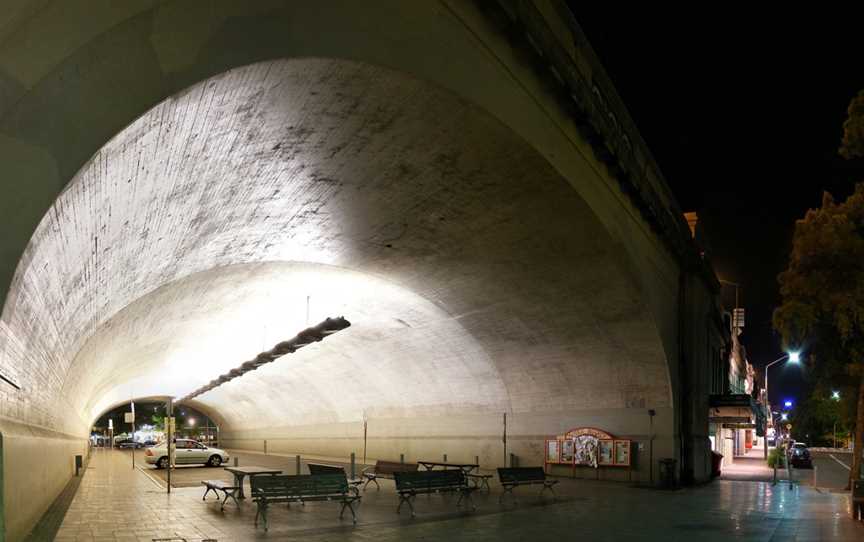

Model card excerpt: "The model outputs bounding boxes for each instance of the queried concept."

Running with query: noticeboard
[544,427,631,470]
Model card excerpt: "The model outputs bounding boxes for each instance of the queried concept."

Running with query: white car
[143,439,229,469]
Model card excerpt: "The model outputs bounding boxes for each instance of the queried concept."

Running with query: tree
[840,90,864,159]
[774,180,864,487]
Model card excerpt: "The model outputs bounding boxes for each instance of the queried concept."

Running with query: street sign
[124,412,134,423]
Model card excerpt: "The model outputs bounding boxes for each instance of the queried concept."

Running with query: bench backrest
[497,467,547,483]
[251,473,348,499]
[307,463,346,476]
[394,469,465,492]
[375,460,418,475]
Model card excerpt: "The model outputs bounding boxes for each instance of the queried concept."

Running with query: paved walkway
[52,448,864,541]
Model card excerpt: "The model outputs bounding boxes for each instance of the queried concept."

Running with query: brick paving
[50,448,864,541]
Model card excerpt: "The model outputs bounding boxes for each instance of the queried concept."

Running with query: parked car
[788,442,813,468]
[144,439,229,469]
[117,439,142,449]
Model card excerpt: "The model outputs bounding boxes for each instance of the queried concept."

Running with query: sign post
[125,405,136,468]
[166,399,173,494]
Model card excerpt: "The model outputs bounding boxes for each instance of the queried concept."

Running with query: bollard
[350,452,356,479]
[509,453,517,468]
[233,457,239,467]
[296,455,301,475]
[475,455,479,467]
[75,455,83,476]
[443,453,447,463]
[400,453,404,464]
[264,440,267,455]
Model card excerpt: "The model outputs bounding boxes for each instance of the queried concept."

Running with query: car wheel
[208,455,222,467]
[157,457,169,469]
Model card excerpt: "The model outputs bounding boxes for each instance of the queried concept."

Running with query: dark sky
[571,6,864,404]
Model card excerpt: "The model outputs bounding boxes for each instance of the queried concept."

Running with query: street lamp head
[780,413,788,421]
[787,351,800,363]
[784,400,793,408]
[188,417,196,427]
[832,390,840,400]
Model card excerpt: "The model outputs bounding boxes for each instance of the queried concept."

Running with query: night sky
[572,7,864,404]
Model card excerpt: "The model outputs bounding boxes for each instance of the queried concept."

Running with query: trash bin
[658,458,677,488]
[711,451,723,478]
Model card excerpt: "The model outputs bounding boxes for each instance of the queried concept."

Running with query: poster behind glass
[546,440,560,463]
[561,439,575,463]
[598,440,614,465]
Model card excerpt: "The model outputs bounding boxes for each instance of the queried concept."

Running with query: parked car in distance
[117,439,142,449]
[788,442,812,468]
[144,439,229,469]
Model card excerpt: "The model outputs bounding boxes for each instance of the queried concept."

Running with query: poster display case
[544,427,632,473]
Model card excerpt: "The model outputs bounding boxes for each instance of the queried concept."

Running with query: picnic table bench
[361,460,418,491]
[394,470,477,517]
[201,479,240,511]
[251,473,362,531]
[497,467,558,503]
[307,463,363,494]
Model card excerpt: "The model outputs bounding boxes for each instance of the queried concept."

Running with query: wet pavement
[51,448,864,541]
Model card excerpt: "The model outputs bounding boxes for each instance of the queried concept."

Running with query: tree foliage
[840,90,864,159]
[774,186,864,360]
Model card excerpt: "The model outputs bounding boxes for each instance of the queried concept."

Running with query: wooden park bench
[201,479,240,511]
[394,470,477,517]
[361,460,418,491]
[497,467,558,504]
[307,463,363,495]
[251,473,362,531]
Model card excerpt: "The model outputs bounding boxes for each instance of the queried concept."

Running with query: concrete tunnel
[0,3,708,539]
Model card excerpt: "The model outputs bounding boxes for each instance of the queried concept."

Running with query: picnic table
[417,461,478,474]
[224,466,282,499]
[417,461,492,490]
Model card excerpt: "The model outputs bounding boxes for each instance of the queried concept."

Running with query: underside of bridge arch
[0,54,683,539]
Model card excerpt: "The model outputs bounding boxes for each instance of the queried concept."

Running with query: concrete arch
[0,3,693,539]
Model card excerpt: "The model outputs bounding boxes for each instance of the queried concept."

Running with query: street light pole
[763,352,801,459]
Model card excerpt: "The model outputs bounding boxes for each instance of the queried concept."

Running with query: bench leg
[542,482,557,501]
[220,488,239,511]
[255,502,268,531]
[202,486,215,501]
[397,493,415,517]
[363,476,380,492]
[340,499,359,523]
[499,485,516,505]
[457,490,477,511]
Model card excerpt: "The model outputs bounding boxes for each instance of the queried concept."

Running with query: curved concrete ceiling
[1,58,670,438]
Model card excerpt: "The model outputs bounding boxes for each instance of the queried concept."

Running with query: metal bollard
[296,455,301,475]
[443,453,447,463]
[475,455,479,466]
[400,453,404,464]
[509,453,517,468]
[350,452,356,479]
[75,455,83,476]
[264,440,267,455]
[233,456,239,467]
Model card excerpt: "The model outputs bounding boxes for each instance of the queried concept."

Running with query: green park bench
[251,473,362,531]
[496,467,558,504]
[394,470,477,517]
